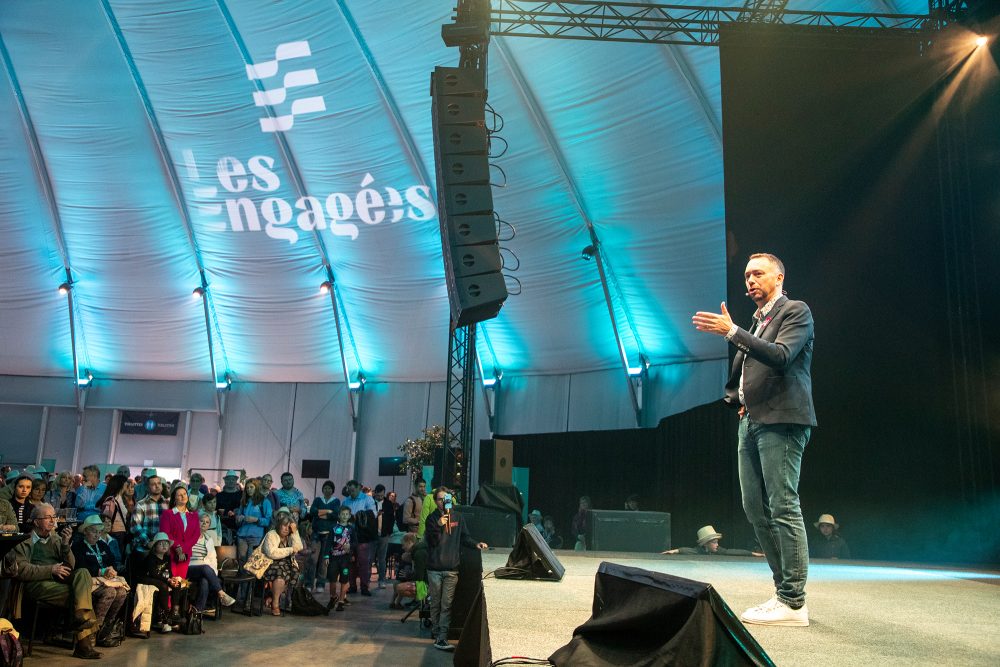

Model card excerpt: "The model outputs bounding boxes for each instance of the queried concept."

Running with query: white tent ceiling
[0,0,926,407]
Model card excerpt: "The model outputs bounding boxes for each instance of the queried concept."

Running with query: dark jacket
[425,509,478,571]
[139,551,172,584]
[725,296,817,427]
[71,539,116,577]
[378,499,396,537]
[675,546,755,556]
[811,533,851,559]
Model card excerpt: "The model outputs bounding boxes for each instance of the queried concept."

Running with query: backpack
[354,509,378,542]
[290,585,329,616]
[0,628,22,667]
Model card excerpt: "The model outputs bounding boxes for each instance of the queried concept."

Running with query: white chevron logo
[247,40,326,133]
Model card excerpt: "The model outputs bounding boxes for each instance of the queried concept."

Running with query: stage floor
[481,551,1000,666]
[26,550,1000,666]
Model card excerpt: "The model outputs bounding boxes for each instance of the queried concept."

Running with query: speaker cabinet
[549,562,774,666]
[478,438,513,486]
[498,523,565,581]
[455,505,518,548]
[587,510,671,552]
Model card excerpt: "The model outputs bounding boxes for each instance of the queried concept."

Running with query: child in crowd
[135,532,187,634]
[389,533,419,609]
[295,517,318,589]
[324,506,357,612]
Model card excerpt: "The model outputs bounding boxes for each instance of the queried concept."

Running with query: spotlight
[215,373,232,390]
[192,286,205,299]
[77,370,94,387]
[581,245,597,261]
[975,35,988,48]
[58,283,71,296]
[319,281,332,295]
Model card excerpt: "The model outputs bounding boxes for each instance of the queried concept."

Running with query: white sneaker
[741,596,778,618]
[220,592,237,607]
[740,600,809,627]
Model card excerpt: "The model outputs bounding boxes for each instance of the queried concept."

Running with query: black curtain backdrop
[500,25,1000,565]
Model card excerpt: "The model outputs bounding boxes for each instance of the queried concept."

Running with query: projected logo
[247,41,326,133]
[182,149,436,244]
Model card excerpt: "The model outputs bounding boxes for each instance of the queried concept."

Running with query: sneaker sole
[741,617,809,627]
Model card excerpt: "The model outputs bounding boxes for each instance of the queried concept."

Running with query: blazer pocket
[764,376,794,410]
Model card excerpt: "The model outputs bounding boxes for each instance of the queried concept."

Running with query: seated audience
[135,532,186,633]
[625,494,640,511]
[261,513,303,616]
[13,503,101,659]
[528,509,543,530]
[71,515,128,647]
[44,471,77,510]
[187,512,237,613]
[811,514,851,559]
[29,478,47,508]
[663,525,763,556]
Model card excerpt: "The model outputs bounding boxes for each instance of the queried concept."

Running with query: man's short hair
[346,479,360,489]
[31,503,55,520]
[281,472,293,479]
[374,484,386,493]
[749,252,785,275]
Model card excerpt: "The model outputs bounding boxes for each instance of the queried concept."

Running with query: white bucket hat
[814,514,839,529]
[696,525,723,546]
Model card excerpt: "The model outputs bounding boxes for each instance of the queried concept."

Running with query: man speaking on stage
[692,252,816,627]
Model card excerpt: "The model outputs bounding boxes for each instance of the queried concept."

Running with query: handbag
[290,585,329,616]
[243,538,273,579]
[182,606,204,635]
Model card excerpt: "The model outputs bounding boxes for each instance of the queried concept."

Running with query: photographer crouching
[424,488,487,652]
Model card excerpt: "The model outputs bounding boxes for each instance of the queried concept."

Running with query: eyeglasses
[37,516,57,521]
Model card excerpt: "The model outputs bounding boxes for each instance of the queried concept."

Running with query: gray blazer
[724,296,817,427]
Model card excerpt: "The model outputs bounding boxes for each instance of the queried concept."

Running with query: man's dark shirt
[425,509,478,571]
[215,489,242,531]
[810,533,851,559]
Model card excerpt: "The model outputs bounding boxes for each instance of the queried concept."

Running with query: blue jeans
[738,416,811,609]
[187,564,222,610]
[427,569,459,640]
[376,536,389,583]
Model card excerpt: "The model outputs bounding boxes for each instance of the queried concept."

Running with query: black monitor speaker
[549,562,774,666]
[498,523,565,581]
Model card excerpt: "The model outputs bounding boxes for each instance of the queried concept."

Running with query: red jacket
[160,508,201,578]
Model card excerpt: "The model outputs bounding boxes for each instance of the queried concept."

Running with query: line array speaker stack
[431,66,508,327]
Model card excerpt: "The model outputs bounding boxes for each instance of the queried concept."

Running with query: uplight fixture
[58,283,71,296]
[319,281,332,295]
